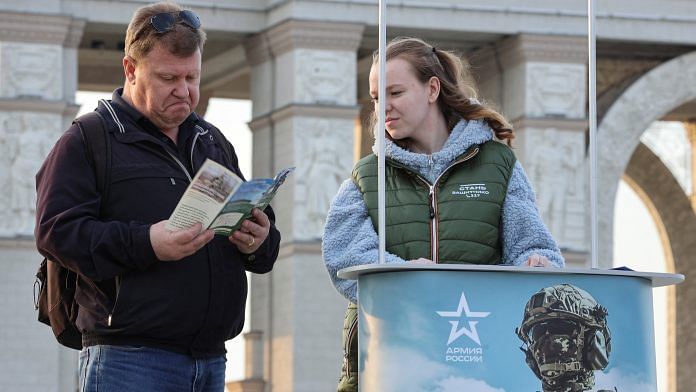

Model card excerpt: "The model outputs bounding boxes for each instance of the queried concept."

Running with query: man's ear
[123,56,137,85]
[428,76,441,103]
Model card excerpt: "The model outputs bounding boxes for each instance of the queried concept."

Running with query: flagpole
[377,0,386,264]
[588,0,599,269]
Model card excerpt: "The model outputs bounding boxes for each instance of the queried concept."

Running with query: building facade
[0,1,694,391]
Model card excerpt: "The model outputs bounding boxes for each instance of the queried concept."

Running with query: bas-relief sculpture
[0,42,61,100]
[293,118,353,240]
[0,112,62,237]
[526,63,585,119]
[524,128,586,250]
[296,49,354,106]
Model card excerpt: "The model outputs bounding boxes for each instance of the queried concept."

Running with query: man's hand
[522,254,551,267]
[150,221,214,261]
[229,208,271,254]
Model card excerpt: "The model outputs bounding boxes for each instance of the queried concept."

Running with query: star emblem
[436,292,491,345]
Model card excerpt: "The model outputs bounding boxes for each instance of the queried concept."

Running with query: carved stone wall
[296,49,356,106]
[525,63,586,119]
[0,42,62,99]
[484,34,589,258]
[243,20,363,392]
[0,11,84,392]
[0,112,63,236]
[0,12,83,239]
[520,125,586,251]
[293,117,354,240]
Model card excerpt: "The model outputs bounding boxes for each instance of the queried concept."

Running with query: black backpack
[34,109,111,350]
[34,102,237,350]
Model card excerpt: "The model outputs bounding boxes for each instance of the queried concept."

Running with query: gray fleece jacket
[322,119,564,303]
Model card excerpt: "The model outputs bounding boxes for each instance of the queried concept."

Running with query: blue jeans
[78,345,226,392]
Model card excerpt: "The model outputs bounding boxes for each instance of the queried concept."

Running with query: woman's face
[369,58,438,142]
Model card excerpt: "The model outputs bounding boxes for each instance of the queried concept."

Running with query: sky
[75,92,685,389]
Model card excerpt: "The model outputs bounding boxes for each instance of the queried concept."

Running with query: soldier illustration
[516,284,615,392]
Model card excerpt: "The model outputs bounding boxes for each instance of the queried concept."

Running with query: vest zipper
[427,147,480,263]
[428,185,438,262]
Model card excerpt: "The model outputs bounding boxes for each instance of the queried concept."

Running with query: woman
[322,37,564,392]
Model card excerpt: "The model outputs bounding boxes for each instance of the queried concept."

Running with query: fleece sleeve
[322,179,407,303]
[500,161,565,267]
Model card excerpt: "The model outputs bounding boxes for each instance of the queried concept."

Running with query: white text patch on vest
[452,183,490,198]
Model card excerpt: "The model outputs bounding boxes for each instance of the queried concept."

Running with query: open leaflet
[166,158,294,236]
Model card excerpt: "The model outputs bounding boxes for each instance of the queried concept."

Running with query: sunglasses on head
[150,10,201,33]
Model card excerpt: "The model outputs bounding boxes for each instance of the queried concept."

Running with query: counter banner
[358,271,656,392]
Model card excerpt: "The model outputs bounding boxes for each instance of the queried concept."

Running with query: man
[35,2,280,391]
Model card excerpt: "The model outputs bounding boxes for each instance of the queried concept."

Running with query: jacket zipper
[107,276,121,327]
[191,125,208,170]
[165,149,193,182]
[107,129,206,327]
[387,147,480,264]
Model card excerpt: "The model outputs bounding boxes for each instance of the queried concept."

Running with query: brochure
[166,158,293,236]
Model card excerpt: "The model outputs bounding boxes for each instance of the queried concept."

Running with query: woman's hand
[522,254,551,267]
[408,258,435,264]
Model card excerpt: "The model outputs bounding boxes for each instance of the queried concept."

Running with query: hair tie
[432,47,437,53]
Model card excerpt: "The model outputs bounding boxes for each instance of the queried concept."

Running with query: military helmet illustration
[516,284,611,392]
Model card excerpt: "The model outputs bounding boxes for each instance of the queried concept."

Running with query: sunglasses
[150,10,201,33]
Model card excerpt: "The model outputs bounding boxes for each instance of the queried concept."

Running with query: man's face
[124,42,201,132]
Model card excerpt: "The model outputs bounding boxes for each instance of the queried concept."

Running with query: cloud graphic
[362,344,507,392]
[363,345,449,392]
[593,368,656,392]
[434,376,506,392]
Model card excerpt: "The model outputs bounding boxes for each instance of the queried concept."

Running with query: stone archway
[624,143,696,392]
[597,50,696,265]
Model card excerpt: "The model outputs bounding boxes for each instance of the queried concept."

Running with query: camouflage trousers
[337,302,358,392]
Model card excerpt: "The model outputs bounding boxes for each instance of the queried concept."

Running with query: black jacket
[35,90,280,357]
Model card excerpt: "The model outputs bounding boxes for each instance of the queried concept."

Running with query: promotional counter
[338,264,684,392]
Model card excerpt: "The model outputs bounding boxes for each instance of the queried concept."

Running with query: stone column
[227,331,266,392]
[685,120,696,212]
[474,34,589,266]
[0,11,84,392]
[244,20,364,392]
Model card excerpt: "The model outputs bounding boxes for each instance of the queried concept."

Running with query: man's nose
[173,79,189,98]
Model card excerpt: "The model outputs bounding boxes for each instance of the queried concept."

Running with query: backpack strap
[74,110,111,199]
[209,125,236,164]
[206,124,240,171]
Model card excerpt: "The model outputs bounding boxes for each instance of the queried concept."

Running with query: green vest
[352,140,516,264]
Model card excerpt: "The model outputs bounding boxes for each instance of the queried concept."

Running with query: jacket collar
[108,88,202,146]
[372,119,494,180]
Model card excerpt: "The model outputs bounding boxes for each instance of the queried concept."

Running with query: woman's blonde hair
[370,37,513,144]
